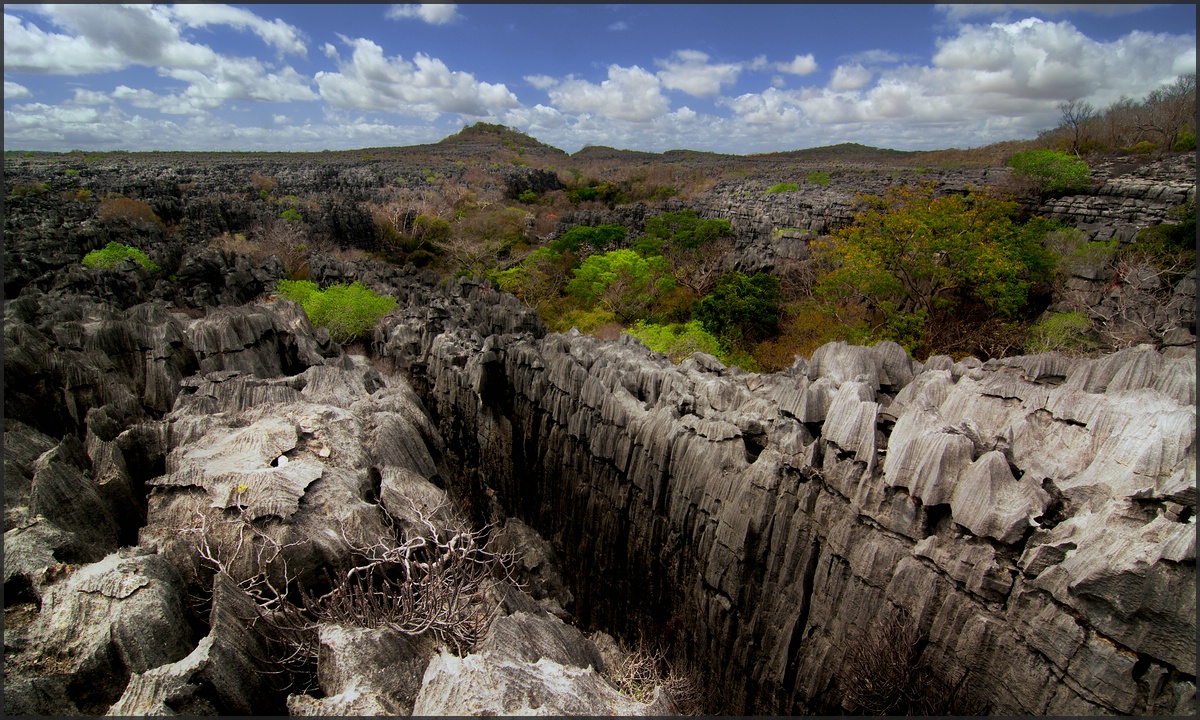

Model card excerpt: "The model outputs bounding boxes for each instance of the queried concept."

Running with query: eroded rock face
[378,276,1196,716]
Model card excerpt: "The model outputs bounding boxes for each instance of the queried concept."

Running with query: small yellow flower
[236,484,249,494]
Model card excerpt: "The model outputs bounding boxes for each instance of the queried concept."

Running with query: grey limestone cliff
[377,276,1196,715]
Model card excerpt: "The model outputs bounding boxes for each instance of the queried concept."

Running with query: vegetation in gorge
[274,279,398,344]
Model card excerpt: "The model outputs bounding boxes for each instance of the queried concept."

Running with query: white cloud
[546,65,670,122]
[274,114,289,124]
[315,37,520,118]
[608,21,629,31]
[4,10,131,74]
[164,4,307,57]
[5,80,32,99]
[936,4,1160,22]
[385,5,461,25]
[655,50,743,98]
[718,16,1194,149]
[776,54,819,76]
[4,5,317,116]
[71,88,113,105]
[829,64,873,91]
[525,74,558,91]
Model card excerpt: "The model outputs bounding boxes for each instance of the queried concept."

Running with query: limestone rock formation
[377,274,1196,716]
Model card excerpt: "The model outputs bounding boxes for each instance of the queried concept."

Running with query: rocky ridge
[374,274,1196,715]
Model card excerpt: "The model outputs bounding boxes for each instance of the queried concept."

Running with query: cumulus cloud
[4,4,305,74]
[545,64,670,122]
[164,4,307,56]
[776,54,819,76]
[385,4,461,25]
[936,4,1158,22]
[720,16,1194,148]
[829,64,873,91]
[315,37,519,118]
[5,80,32,99]
[655,50,743,98]
[608,21,629,31]
[5,98,450,152]
[4,4,316,116]
[71,88,113,105]
[524,74,558,91]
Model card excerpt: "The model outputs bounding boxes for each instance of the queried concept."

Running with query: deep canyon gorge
[3,143,1195,715]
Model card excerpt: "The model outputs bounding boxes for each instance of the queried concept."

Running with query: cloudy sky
[4,3,1195,155]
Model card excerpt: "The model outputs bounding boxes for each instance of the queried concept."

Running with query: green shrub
[766,182,800,193]
[279,208,304,223]
[82,241,160,272]
[1174,130,1196,152]
[517,189,539,204]
[1126,140,1157,155]
[1026,311,1098,355]
[805,171,831,186]
[9,181,49,197]
[1007,149,1091,194]
[626,320,723,362]
[275,280,398,344]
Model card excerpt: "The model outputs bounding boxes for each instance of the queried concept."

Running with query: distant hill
[753,142,914,162]
[438,122,567,154]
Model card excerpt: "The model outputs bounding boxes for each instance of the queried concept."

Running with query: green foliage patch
[82,241,160,272]
[1007,149,1092,194]
[1026,311,1098,355]
[815,183,1057,355]
[766,182,800,194]
[275,279,398,344]
[805,171,832,186]
[694,271,781,348]
[626,320,723,362]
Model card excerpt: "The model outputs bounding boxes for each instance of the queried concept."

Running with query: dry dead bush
[597,634,706,715]
[190,496,517,691]
[841,608,981,716]
[249,173,277,194]
[96,196,164,228]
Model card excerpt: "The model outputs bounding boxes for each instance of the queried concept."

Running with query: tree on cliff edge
[814,183,1057,355]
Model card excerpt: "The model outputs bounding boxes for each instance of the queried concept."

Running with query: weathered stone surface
[378,274,1196,716]
[107,570,283,715]
[412,607,672,716]
[286,624,434,716]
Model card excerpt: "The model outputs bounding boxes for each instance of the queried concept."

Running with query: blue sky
[4,4,1195,154]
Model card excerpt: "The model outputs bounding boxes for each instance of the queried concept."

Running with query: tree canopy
[815,183,1057,351]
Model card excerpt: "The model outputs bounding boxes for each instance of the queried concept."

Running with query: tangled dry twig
[189,495,516,689]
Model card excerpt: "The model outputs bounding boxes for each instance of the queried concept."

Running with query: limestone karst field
[3,124,1195,715]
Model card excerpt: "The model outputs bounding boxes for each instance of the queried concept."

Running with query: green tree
[694,271,781,348]
[815,183,1056,351]
[1007,149,1092,195]
[634,210,734,295]
[552,223,626,254]
[566,249,675,323]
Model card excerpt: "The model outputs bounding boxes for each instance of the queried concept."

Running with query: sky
[3,3,1196,155]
